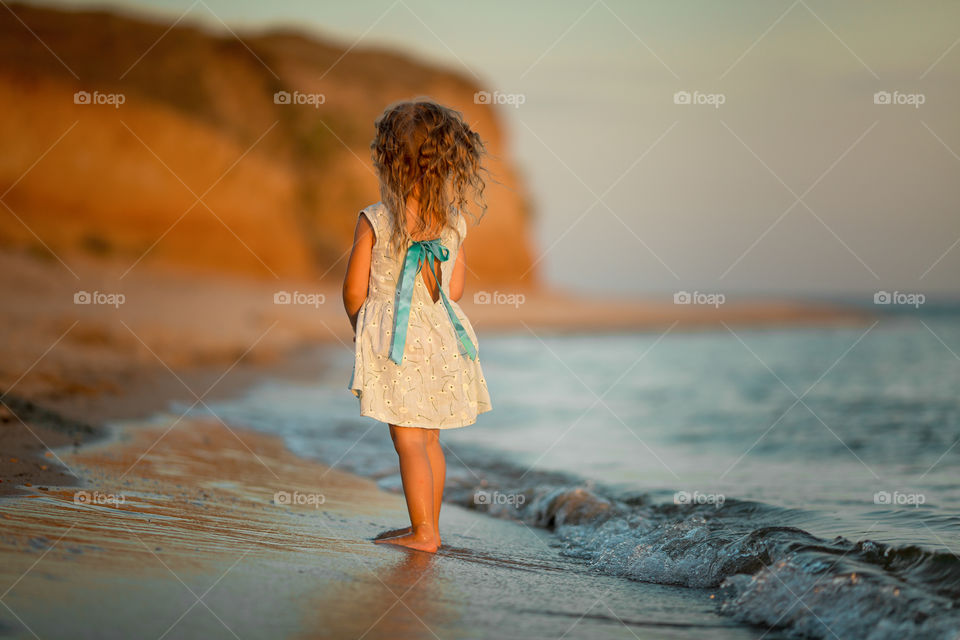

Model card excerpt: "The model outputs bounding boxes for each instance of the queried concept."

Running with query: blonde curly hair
[370,99,487,250]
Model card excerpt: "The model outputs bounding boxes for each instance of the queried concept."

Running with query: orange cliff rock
[0,3,537,287]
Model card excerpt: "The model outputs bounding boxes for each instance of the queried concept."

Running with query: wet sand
[0,414,771,639]
[0,417,392,638]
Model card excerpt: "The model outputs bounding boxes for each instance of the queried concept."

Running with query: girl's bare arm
[449,245,466,302]
[342,215,375,332]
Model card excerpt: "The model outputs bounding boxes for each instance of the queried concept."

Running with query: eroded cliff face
[0,3,536,286]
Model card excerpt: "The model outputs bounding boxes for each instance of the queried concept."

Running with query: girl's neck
[404,194,420,216]
[404,195,442,240]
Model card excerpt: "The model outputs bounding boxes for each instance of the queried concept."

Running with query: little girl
[342,99,492,552]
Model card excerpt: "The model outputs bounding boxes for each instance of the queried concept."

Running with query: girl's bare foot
[374,526,441,547]
[375,530,439,553]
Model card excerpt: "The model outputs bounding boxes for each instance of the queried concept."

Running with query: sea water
[191,315,960,639]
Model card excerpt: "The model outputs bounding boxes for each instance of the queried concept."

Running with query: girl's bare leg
[376,425,439,552]
[426,429,445,543]
[375,429,446,546]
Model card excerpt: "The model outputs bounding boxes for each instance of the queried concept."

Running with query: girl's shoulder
[450,207,468,243]
[360,201,389,223]
[359,202,390,237]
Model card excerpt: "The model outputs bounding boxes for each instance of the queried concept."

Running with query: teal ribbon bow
[389,239,477,365]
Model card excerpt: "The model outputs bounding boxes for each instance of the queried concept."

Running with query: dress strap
[388,239,477,365]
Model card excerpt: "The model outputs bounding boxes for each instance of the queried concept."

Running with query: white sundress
[349,201,492,429]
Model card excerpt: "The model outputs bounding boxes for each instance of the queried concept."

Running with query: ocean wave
[442,476,960,640]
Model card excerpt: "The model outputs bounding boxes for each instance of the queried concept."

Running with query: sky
[31,0,960,298]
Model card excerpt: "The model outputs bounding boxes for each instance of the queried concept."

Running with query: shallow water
[192,315,960,639]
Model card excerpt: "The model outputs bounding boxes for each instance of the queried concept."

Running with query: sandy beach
[0,245,873,638]
[6,246,958,640]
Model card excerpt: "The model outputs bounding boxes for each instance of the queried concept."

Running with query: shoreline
[1,247,942,639]
[0,342,331,496]
[0,397,763,639]
[0,246,871,496]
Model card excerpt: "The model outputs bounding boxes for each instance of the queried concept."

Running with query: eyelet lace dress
[348,202,492,428]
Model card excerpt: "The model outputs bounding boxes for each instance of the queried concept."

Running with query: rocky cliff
[0,3,536,286]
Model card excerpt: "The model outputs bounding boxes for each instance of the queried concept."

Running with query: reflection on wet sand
[305,550,452,640]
